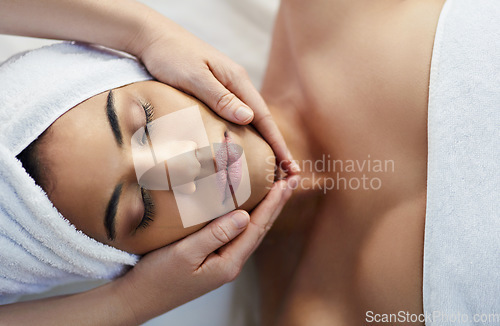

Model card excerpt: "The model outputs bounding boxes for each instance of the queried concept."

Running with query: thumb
[185,69,255,125]
[180,210,250,263]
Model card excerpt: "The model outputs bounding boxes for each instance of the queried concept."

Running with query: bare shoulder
[361,0,447,106]
[327,0,447,108]
[277,0,446,104]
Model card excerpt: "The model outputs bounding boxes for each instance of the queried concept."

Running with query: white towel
[424,0,500,323]
[0,42,153,304]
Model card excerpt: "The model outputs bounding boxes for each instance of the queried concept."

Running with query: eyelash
[137,100,156,230]
[141,100,155,124]
[137,188,155,230]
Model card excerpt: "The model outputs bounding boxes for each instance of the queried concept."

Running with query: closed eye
[141,100,155,124]
[138,100,155,146]
[137,188,155,230]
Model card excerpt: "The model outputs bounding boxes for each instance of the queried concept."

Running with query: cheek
[238,138,276,211]
[151,191,182,228]
[130,191,206,254]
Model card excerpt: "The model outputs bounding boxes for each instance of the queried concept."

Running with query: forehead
[41,81,199,190]
[40,89,122,243]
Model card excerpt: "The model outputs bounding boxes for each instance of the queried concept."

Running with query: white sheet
[0,1,279,325]
[424,0,500,323]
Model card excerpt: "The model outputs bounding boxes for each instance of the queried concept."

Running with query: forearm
[0,0,175,58]
[0,280,139,326]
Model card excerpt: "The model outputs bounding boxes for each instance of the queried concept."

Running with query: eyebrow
[106,90,123,146]
[105,183,123,241]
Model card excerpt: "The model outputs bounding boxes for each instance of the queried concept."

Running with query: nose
[160,140,200,194]
[133,140,201,194]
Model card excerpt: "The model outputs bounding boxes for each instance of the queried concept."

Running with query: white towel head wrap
[0,42,153,304]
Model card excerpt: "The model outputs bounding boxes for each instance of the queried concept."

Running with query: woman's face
[40,81,275,254]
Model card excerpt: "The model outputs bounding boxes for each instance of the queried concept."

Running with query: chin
[238,143,276,212]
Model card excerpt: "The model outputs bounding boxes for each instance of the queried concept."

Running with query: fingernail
[234,106,254,123]
[232,211,249,228]
[288,176,300,189]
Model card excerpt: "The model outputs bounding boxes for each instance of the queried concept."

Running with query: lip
[215,131,243,203]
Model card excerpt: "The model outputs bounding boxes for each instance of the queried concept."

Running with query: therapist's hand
[134,20,300,176]
[116,176,299,324]
[0,0,300,175]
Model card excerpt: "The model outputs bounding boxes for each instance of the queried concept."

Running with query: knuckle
[232,63,248,77]
[211,223,232,245]
[252,111,273,125]
[254,221,273,238]
[215,92,237,114]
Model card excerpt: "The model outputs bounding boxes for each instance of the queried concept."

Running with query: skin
[0,0,296,175]
[255,0,446,325]
[38,80,275,254]
[0,0,297,323]
[4,0,446,323]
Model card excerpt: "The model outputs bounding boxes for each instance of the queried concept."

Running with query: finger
[197,176,298,283]
[186,68,255,124]
[267,176,299,222]
[208,61,301,175]
[177,210,250,264]
[217,176,299,265]
[240,176,297,251]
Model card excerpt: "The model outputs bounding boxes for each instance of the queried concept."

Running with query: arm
[0,0,299,174]
[0,0,153,54]
[0,281,136,326]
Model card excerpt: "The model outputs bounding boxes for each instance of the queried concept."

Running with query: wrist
[123,8,178,61]
[112,269,156,325]
[107,275,143,325]
[112,263,172,324]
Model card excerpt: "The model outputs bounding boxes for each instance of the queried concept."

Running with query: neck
[269,103,332,196]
